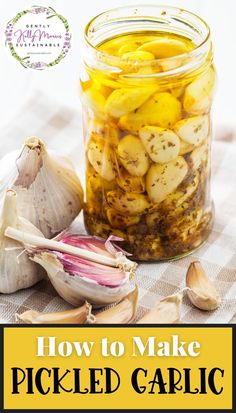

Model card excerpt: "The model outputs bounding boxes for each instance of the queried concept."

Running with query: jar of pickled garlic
[81,5,215,261]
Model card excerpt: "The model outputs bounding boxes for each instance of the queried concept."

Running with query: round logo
[5,5,71,70]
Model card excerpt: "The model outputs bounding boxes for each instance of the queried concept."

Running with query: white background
[0,0,235,131]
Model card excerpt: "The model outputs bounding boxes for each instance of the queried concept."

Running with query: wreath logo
[5,5,71,70]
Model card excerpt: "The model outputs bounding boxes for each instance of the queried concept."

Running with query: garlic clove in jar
[106,189,151,216]
[119,92,182,132]
[0,190,44,293]
[174,115,209,146]
[146,156,188,204]
[116,168,146,194]
[183,67,215,115]
[106,208,140,229]
[87,139,116,181]
[121,50,155,61]
[190,142,208,170]
[105,87,156,118]
[82,87,107,120]
[0,137,83,238]
[139,126,180,163]
[138,38,191,58]
[117,135,149,177]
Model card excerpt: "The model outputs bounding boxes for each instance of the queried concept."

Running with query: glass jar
[80,5,215,261]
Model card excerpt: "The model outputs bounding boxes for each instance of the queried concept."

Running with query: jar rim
[84,4,211,77]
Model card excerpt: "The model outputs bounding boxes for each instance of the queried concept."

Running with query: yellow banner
[4,327,232,410]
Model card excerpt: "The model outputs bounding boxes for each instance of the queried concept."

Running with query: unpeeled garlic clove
[137,291,183,324]
[5,228,137,307]
[0,137,83,238]
[186,261,221,311]
[30,251,133,308]
[16,302,91,324]
[90,286,138,324]
[0,190,44,293]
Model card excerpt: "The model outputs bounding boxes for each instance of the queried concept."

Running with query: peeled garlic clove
[91,286,138,324]
[174,115,209,145]
[0,137,83,238]
[166,209,203,242]
[105,87,156,118]
[162,173,199,210]
[119,92,181,133]
[82,87,106,119]
[137,292,183,324]
[117,135,149,176]
[122,51,154,61]
[118,42,139,55]
[118,114,140,134]
[186,261,221,311]
[87,139,116,181]
[86,169,116,215]
[116,168,145,193]
[146,211,161,229]
[139,126,180,163]
[106,208,140,229]
[16,302,91,324]
[88,121,119,147]
[146,156,188,204]
[190,142,208,170]
[117,35,159,56]
[138,38,191,58]
[0,190,44,293]
[183,67,215,114]
[106,190,150,216]
[179,139,195,155]
[87,165,116,191]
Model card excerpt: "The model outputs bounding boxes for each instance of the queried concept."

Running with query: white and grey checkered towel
[0,91,235,323]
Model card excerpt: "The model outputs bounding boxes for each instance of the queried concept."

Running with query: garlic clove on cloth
[0,137,83,238]
[16,302,91,324]
[0,190,44,293]
[5,228,137,307]
[186,261,221,311]
[137,291,183,324]
[89,286,138,324]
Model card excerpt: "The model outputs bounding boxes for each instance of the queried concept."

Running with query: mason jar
[80,5,215,261]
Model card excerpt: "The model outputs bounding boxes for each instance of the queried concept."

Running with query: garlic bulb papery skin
[0,137,83,238]
[31,252,133,307]
[0,190,44,293]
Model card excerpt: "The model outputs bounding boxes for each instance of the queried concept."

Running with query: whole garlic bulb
[0,137,83,238]
[0,190,44,293]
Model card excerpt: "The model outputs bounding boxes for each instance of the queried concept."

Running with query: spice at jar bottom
[81,6,215,261]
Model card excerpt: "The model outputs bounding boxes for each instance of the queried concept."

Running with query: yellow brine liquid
[81,31,215,261]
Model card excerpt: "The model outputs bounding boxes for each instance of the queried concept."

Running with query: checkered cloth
[0,91,235,324]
